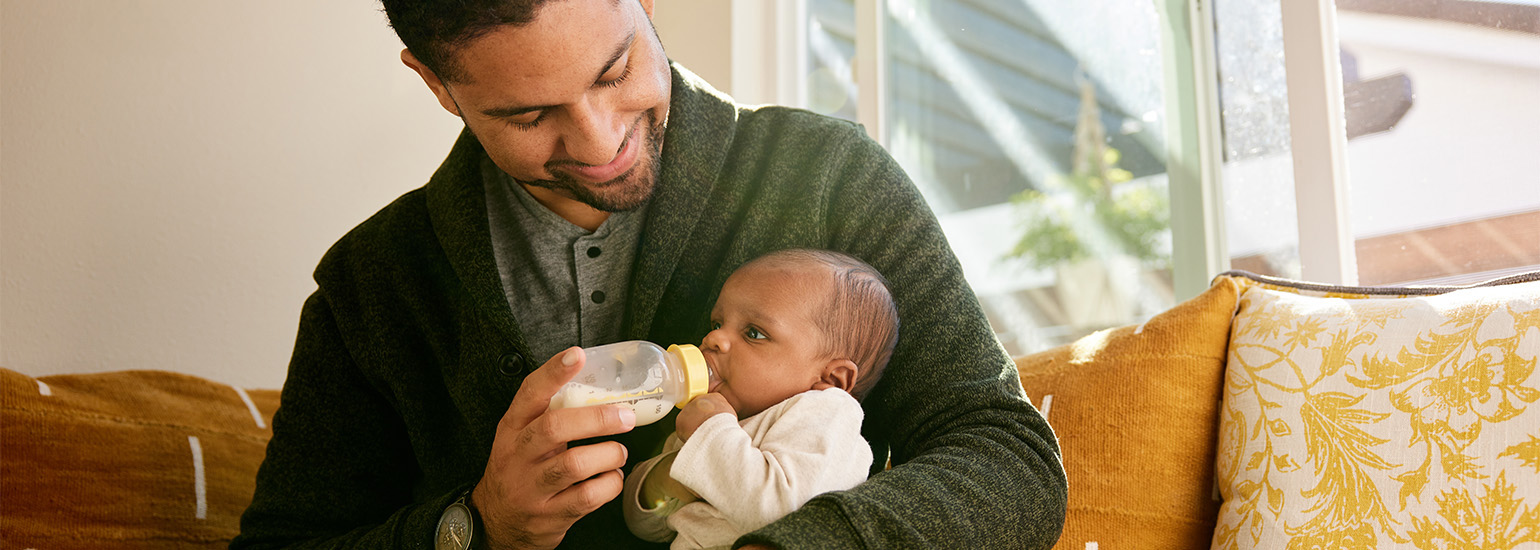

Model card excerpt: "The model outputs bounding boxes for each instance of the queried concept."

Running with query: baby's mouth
[703,355,722,391]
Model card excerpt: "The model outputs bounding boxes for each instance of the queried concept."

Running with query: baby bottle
[548,340,709,426]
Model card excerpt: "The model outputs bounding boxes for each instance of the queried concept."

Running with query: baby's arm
[621,437,695,542]
[675,393,735,440]
[636,393,736,509]
[670,389,873,533]
[623,391,737,542]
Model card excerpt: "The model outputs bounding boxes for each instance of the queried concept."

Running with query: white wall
[0,1,735,389]
[1,2,464,388]
[652,0,732,96]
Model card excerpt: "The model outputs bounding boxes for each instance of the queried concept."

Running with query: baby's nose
[702,328,730,351]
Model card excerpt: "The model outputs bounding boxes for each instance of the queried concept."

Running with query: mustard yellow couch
[1019,270,1540,550]
[5,270,1537,549]
[2,368,278,548]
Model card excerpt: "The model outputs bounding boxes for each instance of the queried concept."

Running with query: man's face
[409,0,672,213]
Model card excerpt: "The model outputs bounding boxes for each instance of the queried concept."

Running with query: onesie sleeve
[670,389,872,534]
[621,435,688,543]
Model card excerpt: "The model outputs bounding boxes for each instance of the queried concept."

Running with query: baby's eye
[745,326,767,340]
[710,321,722,331]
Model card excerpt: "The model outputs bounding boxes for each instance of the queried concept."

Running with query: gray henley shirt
[482,157,648,365]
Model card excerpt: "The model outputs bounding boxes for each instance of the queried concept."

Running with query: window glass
[1334,0,1540,285]
[1213,0,1303,280]
[809,0,1175,355]
[1214,0,1540,285]
[806,0,858,124]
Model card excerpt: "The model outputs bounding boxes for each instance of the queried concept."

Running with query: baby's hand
[676,393,734,441]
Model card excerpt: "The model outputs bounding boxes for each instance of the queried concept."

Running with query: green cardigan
[235,65,1066,549]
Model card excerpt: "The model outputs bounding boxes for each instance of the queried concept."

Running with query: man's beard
[521,110,665,212]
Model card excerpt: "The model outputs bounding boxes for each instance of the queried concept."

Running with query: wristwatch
[435,489,485,550]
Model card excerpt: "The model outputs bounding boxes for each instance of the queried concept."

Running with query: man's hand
[472,347,636,550]
[675,393,734,442]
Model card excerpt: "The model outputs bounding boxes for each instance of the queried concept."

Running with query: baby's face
[701,263,835,418]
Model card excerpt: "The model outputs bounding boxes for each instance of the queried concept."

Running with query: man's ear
[638,0,655,18]
[813,359,858,393]
[400,48,463,118]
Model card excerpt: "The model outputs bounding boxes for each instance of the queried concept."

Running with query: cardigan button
[498,353,526,376]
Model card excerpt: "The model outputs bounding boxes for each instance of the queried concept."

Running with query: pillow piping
[1215,269,1540,296]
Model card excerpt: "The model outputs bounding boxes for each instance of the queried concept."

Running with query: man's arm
[234,292,450,549]
[235,293,638,550]
[742,123,1068,549]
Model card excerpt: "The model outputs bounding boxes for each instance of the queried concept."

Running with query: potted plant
[1004,77,1170,329]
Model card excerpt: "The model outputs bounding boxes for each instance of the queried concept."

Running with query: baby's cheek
[718,389,740,414]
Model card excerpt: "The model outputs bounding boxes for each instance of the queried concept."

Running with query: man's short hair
[739,249,900,401]
[379,0,616,84]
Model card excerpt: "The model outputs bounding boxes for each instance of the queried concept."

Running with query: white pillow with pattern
[1212,273,1540,549]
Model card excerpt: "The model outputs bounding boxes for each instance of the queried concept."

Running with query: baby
[621,249,901,549]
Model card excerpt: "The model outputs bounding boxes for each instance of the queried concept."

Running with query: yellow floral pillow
[1212,272,1540,549]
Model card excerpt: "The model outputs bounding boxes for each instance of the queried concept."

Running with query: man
[234,0,1066,548]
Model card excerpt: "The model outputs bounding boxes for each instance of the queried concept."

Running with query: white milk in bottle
[548,341,709,426]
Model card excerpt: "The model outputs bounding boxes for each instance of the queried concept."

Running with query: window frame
[1280,0,1359,285]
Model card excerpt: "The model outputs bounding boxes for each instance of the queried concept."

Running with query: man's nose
[561,96,625,167]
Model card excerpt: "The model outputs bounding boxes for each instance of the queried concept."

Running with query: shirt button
[587,246,601,258]
[498,353,525,376]
[590,290,606,304]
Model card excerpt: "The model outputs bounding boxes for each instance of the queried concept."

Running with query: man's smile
[553,118,643,184]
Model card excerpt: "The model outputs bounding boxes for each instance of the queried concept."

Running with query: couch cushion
[1016,275,1241,549]
[1212,271,1540,549]
[0,368,279,549]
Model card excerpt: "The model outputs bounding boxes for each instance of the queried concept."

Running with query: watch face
[436,502,474,550]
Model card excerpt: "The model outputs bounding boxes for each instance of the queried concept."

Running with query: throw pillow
[1211,271,1540,549]
[1016,275,1240,549]
[0,368,280,549]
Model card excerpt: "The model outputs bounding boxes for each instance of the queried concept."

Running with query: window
[1335,0,1540,285]
[805,0,1176,355]
[754,0,1538,356]
[1215,0,1540,285]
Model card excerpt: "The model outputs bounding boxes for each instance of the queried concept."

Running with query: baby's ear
[813,359,858,392]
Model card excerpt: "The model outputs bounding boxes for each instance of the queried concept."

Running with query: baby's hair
[737,249,899,401]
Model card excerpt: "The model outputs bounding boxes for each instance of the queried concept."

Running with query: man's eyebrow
[478,28,637,119]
